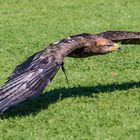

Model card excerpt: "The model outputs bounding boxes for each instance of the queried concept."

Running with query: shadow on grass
[1,81,140,118]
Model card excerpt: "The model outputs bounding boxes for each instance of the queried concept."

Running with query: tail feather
[0,62,61,114]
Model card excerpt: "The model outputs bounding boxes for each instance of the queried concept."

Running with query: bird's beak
[110,43,121,51]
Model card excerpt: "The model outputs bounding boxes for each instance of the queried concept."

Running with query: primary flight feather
[0,31,140,113]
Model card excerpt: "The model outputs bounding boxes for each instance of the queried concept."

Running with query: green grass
[0,0,140,139]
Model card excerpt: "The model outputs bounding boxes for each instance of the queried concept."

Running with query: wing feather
[0,50,61,113]
[97,31,140,44]
[0,33,85,114]
[6,50,44,82]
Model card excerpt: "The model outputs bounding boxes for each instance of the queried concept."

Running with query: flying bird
[0,31,140,113]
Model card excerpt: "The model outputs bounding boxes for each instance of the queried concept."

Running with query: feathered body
[0,31,140,113]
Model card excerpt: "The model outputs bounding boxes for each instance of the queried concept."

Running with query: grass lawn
[0,0,140,139]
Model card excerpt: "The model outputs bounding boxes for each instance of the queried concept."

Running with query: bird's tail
[0,62,61,114]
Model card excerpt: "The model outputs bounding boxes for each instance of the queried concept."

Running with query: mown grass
[0,0,140,139]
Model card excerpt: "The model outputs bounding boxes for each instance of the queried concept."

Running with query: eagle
[0,31,140,113]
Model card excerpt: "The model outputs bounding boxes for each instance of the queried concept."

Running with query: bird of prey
[0,31,140,113]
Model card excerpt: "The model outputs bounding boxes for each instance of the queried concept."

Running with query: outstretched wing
[6,50,44,82]
[0,48,62,113]
[97,31,140,44]
[1,31,139,113]
[0,34,84,113]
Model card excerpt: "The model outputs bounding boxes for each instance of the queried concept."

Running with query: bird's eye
[107,45,112,47]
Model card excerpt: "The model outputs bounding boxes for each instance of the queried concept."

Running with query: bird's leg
[61,61,69,86]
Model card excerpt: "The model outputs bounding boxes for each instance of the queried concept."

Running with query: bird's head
[93,37,121,54]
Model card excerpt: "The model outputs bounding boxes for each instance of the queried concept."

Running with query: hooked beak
[109,43,121,51]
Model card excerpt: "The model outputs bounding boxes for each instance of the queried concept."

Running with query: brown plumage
[0,31,140,113]
[97,31,140,44]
